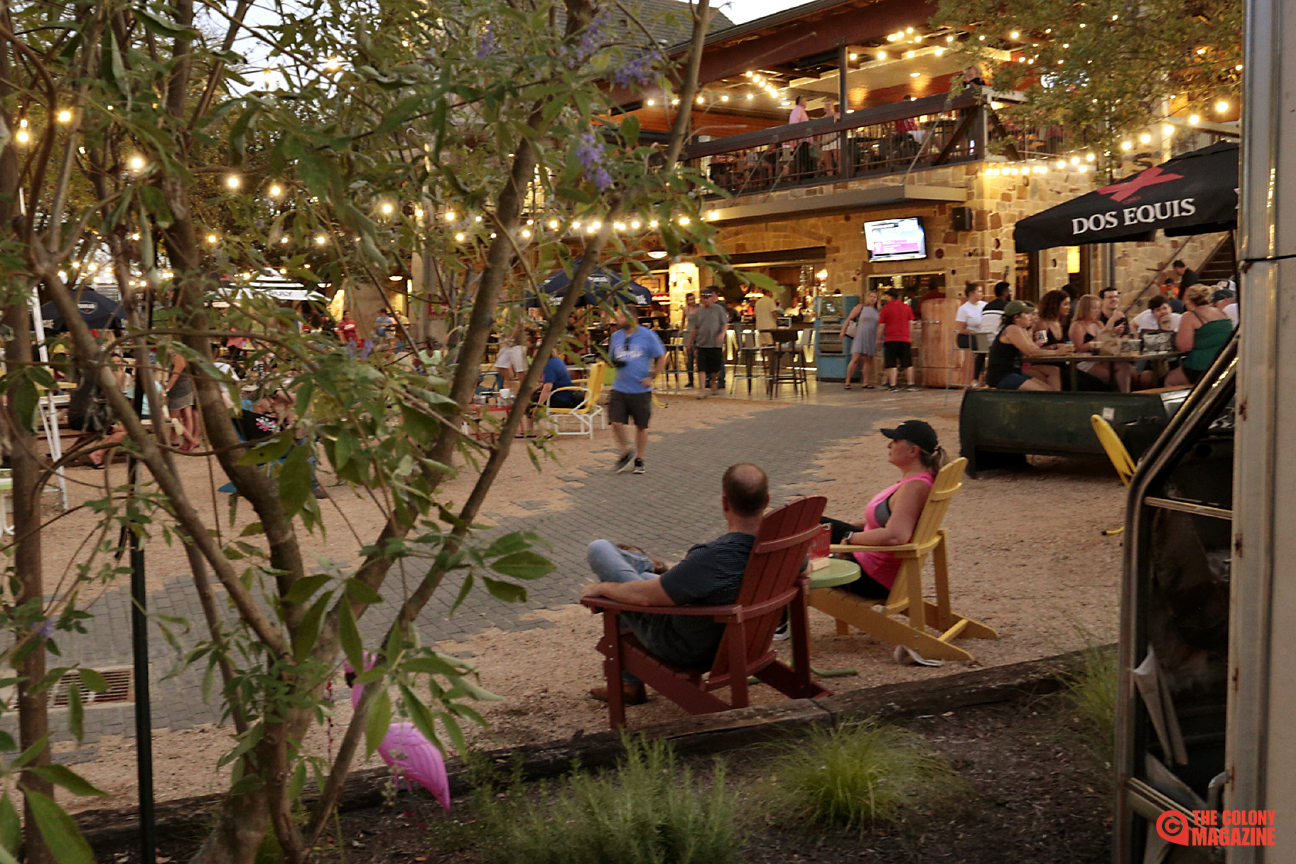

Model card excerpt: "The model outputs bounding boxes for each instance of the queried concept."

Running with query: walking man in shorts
[877,289,918,391]
[609,307,667,475]
[689,289,728,398]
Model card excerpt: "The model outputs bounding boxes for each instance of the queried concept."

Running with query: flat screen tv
[863,217,927,262]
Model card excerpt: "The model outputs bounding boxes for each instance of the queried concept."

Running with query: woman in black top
[985,301,1074,391]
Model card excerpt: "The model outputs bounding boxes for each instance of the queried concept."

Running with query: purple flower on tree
[577,13,610,62]
[36,619,54,640]
[575,131,613,190]
[476,23,497,59]
[612,53,659,90]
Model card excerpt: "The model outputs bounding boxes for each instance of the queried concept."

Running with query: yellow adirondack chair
[545,361,606,439]
[1090,414,1136,536]
[808,457,999,662]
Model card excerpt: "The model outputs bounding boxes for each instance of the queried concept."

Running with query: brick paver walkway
[33,394,912,744]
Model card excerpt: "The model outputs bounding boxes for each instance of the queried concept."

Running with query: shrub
[480,735,742,864]
[1065,644,1119,762]
[763,722,963,831]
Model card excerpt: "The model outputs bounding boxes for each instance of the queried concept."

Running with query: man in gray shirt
[688,289,729,398]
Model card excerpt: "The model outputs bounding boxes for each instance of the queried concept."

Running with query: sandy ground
[38,393,1126,813]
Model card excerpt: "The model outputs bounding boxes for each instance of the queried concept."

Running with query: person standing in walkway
[609,308,667,475]
[690,289,729,398]
[877,289,918,391]
[842,290,879,389]
[682,292,699,388]
[753,288,778,346]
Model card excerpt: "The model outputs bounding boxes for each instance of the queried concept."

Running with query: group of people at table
[953,278,1236,393]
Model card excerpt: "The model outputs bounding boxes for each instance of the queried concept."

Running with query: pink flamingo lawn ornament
[344,659,451,811]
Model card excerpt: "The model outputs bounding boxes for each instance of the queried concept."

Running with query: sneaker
[697,388,709,399]
[633,458,645,474]
[908,385,923,392]
[612,450,634,473]
[773,621,790,641]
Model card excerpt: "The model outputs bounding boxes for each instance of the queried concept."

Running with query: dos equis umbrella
[1013,142,1238,252]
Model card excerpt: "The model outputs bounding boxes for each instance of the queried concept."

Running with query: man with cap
[689,289,729,398]
[1211,284,1239,328]
[819,420,948,599]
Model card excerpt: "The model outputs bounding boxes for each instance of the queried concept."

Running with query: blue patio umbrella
[39,288,125,331]
[528,262,653,308]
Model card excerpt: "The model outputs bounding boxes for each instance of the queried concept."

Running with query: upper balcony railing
[680,89,1234,199]
[682,89,1028,197]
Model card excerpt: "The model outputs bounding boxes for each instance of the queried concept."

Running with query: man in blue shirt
[608,307,666,474]
[581,463,768,705]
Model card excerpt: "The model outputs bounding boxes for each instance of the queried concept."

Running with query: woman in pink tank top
[820,420,947,598]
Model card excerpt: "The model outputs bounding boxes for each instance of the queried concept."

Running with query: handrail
[1121,232,1233,314]
[682,89,1014,161]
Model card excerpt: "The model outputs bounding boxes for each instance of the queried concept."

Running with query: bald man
[582,464,769,705]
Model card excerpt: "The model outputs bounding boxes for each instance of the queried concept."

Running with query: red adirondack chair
[581,496,831,728]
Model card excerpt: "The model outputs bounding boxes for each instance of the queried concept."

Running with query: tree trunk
[4,300,53,864]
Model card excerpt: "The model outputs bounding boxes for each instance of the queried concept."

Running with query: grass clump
[763,722,964,831]
[1064,644,1118,762]
[479,734,743,864]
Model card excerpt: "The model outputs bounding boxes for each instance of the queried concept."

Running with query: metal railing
[683,89,1040,197]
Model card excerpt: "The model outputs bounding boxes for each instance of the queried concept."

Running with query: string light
[57,110,72,123]
[630,220,642,229]
[1216,100,1229,113]
[677,216,690,226]
[206,234,218,244]
[269,184,283,197]
[548,219,560,229]
[1121,141,1133,150]
[521,229,532,238]
[444,211,456,222]
[1009,30,1019,38]
[381,202,394,214]
[1189,114,1201,125]
[454,232,466,242]
[316,235,327,245]
[226,175,241,189]
[1162,124,1174,136]
[646,99,656,106]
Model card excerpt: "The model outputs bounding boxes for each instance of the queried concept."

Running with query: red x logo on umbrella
[1099,167,1185,203]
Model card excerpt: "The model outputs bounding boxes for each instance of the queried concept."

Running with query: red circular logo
[1156,811,1192,846]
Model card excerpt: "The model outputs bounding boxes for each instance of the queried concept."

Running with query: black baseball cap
[881,420,939,453]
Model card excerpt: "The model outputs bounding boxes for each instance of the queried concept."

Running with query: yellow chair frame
[808,457,999,662]
[545,361,606,439]
[1090,414,1136,535]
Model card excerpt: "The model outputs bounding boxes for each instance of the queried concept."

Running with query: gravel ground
[33,389,1125,813]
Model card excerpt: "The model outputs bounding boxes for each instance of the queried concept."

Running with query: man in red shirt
[877,290,918,391]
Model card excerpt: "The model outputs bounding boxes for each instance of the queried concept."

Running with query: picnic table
[1027,350,1182,391]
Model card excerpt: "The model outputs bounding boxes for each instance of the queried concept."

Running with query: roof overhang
[702,184,966,226]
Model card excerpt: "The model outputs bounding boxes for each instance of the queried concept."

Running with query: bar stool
[728,326,765,394]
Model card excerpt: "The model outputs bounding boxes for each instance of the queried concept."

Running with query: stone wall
[715,164,1229,306]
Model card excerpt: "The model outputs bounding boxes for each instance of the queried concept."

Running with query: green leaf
[132,6,198,38]
[337,598,363,674]
[236,431,294,466]
[293,592,333,662]
[402,656,461,678]
[77,668,107,694]
[364,688,392,757]
[482,577,526,604]
[0,731,15,752]
[483,533,528,558]
[138,186,174,229]
[332,432,353,472]
[25,790,96,864]
[282,574,331,606]
[12,734,50,769]
[620,115,641,147]
[217,723,264,770]
[491,550,552,581]
[344,579,382,605]
[67,683,83,744]
[398,405,440,444]
[449,573,474,614]
[439,711,468,758]
[398,684,442,751]
[13,377,39,433]
[29,765,108,798]
[0,795,18,861]
[277,444,312,518]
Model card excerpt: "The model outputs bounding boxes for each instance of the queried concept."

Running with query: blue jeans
[586,540,719,680]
